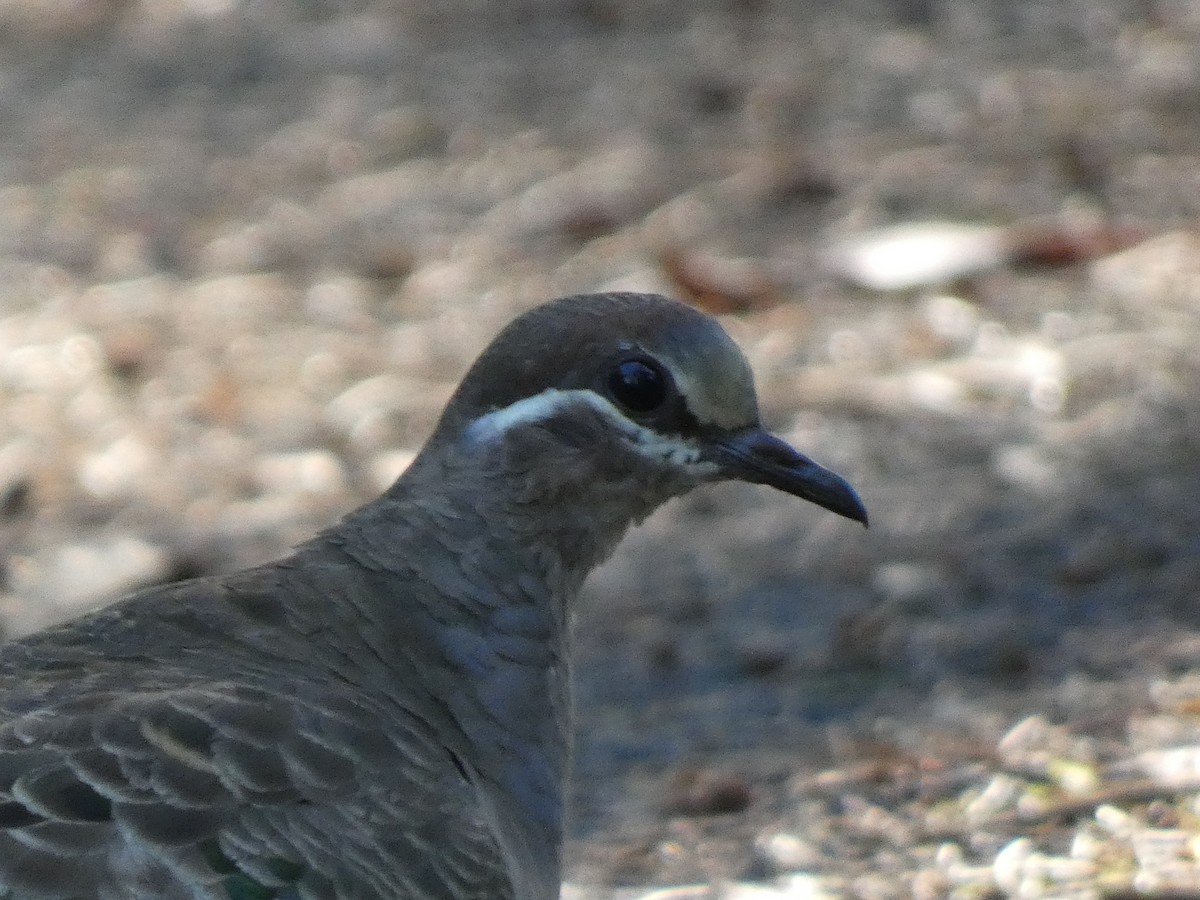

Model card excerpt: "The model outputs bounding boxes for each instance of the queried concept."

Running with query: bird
[0,291,866,900]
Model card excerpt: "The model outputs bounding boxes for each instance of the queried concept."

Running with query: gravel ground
[3,1,1200,896]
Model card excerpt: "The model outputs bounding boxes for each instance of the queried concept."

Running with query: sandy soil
[3,1,1200,895]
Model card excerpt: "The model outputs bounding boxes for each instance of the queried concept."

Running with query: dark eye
[608,358,669,413]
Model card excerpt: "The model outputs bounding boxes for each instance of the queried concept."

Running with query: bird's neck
[324,436,695,899]
[397,431,695,606]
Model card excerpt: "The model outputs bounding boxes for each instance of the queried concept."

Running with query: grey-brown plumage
[0,293,866,900]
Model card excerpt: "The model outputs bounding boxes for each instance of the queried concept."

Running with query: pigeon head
[423,292,867,527]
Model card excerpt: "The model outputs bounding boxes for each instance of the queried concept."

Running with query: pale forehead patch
[651,334,759,430]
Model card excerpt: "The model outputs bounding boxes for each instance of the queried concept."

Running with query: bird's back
[0,563,513,900]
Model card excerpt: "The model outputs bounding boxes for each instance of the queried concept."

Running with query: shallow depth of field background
[2,2,1200,895]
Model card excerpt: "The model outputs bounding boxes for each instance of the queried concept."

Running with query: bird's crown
[433,292,755,439]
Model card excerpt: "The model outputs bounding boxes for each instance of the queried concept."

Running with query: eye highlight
[607,357,669,413]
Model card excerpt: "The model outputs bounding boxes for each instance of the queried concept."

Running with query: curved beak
[711,428,868,526]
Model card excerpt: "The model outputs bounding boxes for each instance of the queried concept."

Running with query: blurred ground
[3,1,1200,896]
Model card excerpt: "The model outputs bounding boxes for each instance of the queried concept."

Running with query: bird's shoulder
[0,647,472,898]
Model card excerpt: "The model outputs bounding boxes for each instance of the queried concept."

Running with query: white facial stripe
[634,429,719,472]
[465,388,719,474]
[466,388,584,443]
